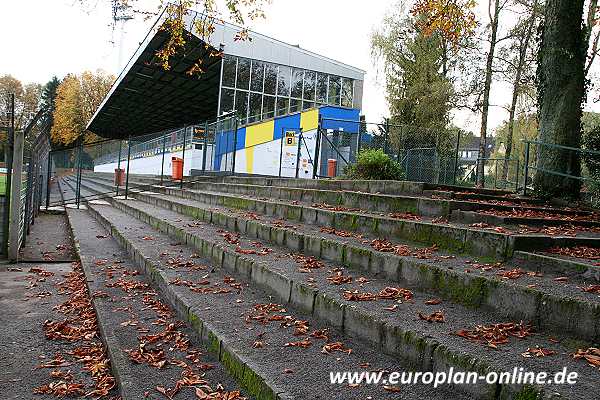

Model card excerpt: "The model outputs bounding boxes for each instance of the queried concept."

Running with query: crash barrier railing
[522,140,600,200]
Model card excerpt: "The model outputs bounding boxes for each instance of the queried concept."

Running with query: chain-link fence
[1,92,51,259]
[319,117,522,190]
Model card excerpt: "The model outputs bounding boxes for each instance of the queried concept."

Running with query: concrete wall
[94,148,207,177]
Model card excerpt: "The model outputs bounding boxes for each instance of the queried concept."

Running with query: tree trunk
[501,0,538,185]
[534,0,586,198]
[476,0,501,187]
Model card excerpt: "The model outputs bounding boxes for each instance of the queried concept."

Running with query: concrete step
[58,185,246,400]
[514,251,600,281]
[58,178,472,400]
[68,176,600,342]
[63,176,600,400]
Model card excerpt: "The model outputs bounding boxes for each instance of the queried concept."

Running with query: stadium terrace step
[452,209,600,229]
[64,206,246,400]
[60,176,600,400]
[57,180,246,399]
[513,250,600,281]
[69,176,600,333]
[58,180,473,400]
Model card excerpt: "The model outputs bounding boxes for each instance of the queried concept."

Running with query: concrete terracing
[53,172,600,399]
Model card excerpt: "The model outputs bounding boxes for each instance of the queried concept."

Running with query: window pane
[342,78,353,107]
[248,92,262,123]
[222,55,236,88]
[291,68,304,98]
[303,71,315,101]
[250,60,265,92]
[290,98,301,113]
[220,88,235,114]
[328,76,341,105]
[264,63,277,95]
[235,90,248,122]
[302,100,315,111]
[276,97,289,116]
[263,95,275,119]
[277,66,291,97]
[236,58,251,90]
[316,73,327,103]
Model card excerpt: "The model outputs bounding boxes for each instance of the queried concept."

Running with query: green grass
[0,175,5,195]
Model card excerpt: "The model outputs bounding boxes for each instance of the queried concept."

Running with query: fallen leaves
[547,245,600,261]
[320,226,363,239]
[580,284,600,295]
[455,321,533,349]
[33,380,85,397]
[572,348,600,369]
[284,338,312,348]
[418,310,445,323]
[312,203,359,212]
[37,262,116,397]
[522,346,556,358]
[290,253,324,272]
[322,342,352,355]
[326,271,353,285]
[370,239,437,259]
[388,212,421,221]
[424,299,442,305]
[343,287,413,302]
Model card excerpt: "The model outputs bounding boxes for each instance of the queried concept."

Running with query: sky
[1,0,598,135]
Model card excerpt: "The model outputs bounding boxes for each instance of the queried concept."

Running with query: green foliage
[582,112,600,176]
[588,173,600,208]
[371,5,453,137]
[345,149,405,180]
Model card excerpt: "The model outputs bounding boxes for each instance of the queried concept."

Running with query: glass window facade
[219,56,357,125]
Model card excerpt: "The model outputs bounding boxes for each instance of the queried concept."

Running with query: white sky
[1,0,598,135]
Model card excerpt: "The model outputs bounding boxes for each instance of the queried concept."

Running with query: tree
[51,70,114,147]
[490,113,538,186]
[0,75,42,133]
[499,0,541,183]
[41,76,60,132]
[87,0,271,74]
[475,0,509,187]
[371,5,454,147]
[533,0,587,197]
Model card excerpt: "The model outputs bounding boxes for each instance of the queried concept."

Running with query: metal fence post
[116,140,122,196]
[2,94,15,255]
[523,141,531,196]
[45,151,52,210]
[231,118,238,175]
[383,118,390,155]
[8,120,23,261]
[515,158,520,192]
[75,138,83,209]
[125,136,132,200]
[278,127,285,177]
[181,126,188,189]
[453,130,461,185]
[202,121,209,172]
[160,133,167,185]
[295,129,303,179]
[313,126,322,179]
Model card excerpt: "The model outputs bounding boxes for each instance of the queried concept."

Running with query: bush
[583,125,600,176]
[344,149,405,180]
